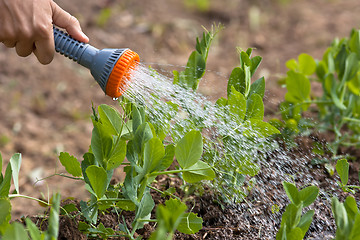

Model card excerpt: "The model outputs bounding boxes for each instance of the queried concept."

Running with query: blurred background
[1,0,360,217]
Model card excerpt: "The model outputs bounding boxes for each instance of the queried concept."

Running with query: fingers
[2,40,16,48]
[51,2,89,43]
[33,33,55,65]
[15,41,34,57]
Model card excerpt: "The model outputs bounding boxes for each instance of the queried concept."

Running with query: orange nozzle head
[105,49,140,98]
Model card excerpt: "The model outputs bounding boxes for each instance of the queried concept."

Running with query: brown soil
[1,0,360,239]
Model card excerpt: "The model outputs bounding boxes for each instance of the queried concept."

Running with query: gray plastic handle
[53,26,128,93]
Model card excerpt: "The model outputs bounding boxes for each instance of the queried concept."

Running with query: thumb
[51,2,89,43]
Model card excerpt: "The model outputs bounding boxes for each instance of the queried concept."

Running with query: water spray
[53,26,140,98]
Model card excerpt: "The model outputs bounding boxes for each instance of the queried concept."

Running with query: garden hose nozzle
[53,26,140,98]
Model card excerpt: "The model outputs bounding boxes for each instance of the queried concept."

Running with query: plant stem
[34,173,84,185]
[149,167,212,177]
[9,194,50,206]
[147,185,181,200]
[342,117,360,124]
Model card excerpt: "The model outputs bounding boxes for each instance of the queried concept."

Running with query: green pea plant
[58,23,279,238]
[148,24,279,203]
[331,195,360,240]
[277,29,360,155]
[276,181,319,240]
[335,159,360,194]
[57,103,210,239]
[330,158,360,240]
[0,153,61,240]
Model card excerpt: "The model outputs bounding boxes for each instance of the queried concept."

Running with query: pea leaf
[184,51,206,91]
[132,105,144,133]
[286,58,299,71]
[336,159,349,186]
[60,203,78,215]
[81,153,95,186]
[298,210,315,234]
[349,30,360,58]
[347,72,360,95]
[327,74,346,110]
[178,212,203,234]
[156,198,187,233]
[98,104,123,135]
[2,222,28,240]
[341,52,358,83]
[59,152,82,177]
[9,153,21,194]
[144,137,165,173]
[344,196,358,222]
[245,93,264,120]
[107,136,127,171]
[46,193,61,239]
[244,119,280,138]
[91,124,113,167]
[237,156,260,176]
[227,67,246,97]
[133,192,155,230]
[0,164,12,198]
[250,56,262,76]
[239,50,251,69]
[159,144,175,171]
[350,214,360,238]
[285,70,311,106]
[116,200,136,211]
[86,166,108,199]
[182,161,215,183]
[331,197,349,236]
[298,53,316,76]
[25,218,42,240]
[298,186,319,207]
[283,182,300,206]
[228,86,247,123]
[249,77,265,98]
[0,198,11,233]
[134,123,153,154]
[175,130,203,169]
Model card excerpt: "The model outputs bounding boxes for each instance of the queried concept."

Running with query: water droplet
[112,97,119,101]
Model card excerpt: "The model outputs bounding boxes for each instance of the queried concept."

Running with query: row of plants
[0,26,360,239]
[274,29,360,240]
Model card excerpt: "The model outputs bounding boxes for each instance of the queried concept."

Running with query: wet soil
[23,134,360,239]
[1,0,360,239]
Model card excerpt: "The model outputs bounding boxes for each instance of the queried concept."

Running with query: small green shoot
[276,181,319,240]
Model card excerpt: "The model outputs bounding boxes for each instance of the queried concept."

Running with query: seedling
[276,181,319,240]
[331,196,360,240]
[279,29,360,154]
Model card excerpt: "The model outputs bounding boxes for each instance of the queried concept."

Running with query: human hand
[0,0,89,64]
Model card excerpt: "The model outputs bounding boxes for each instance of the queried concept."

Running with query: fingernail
[82,32,89,42]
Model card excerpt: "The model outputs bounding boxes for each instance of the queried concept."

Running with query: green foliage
[173,24,222,91]
[276,182,319,240]
[178,212,203,234]
[55,102,212,239]
[0,152,62,239]
[2,193,61,240]
[279,29,360,153]
[0,198,11,235]
[128,26,279,203]
[335,159,360,194]
[331,196,360,240]
[59,152,82,177]
[150,198,202,240]
[184,0,210,12]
